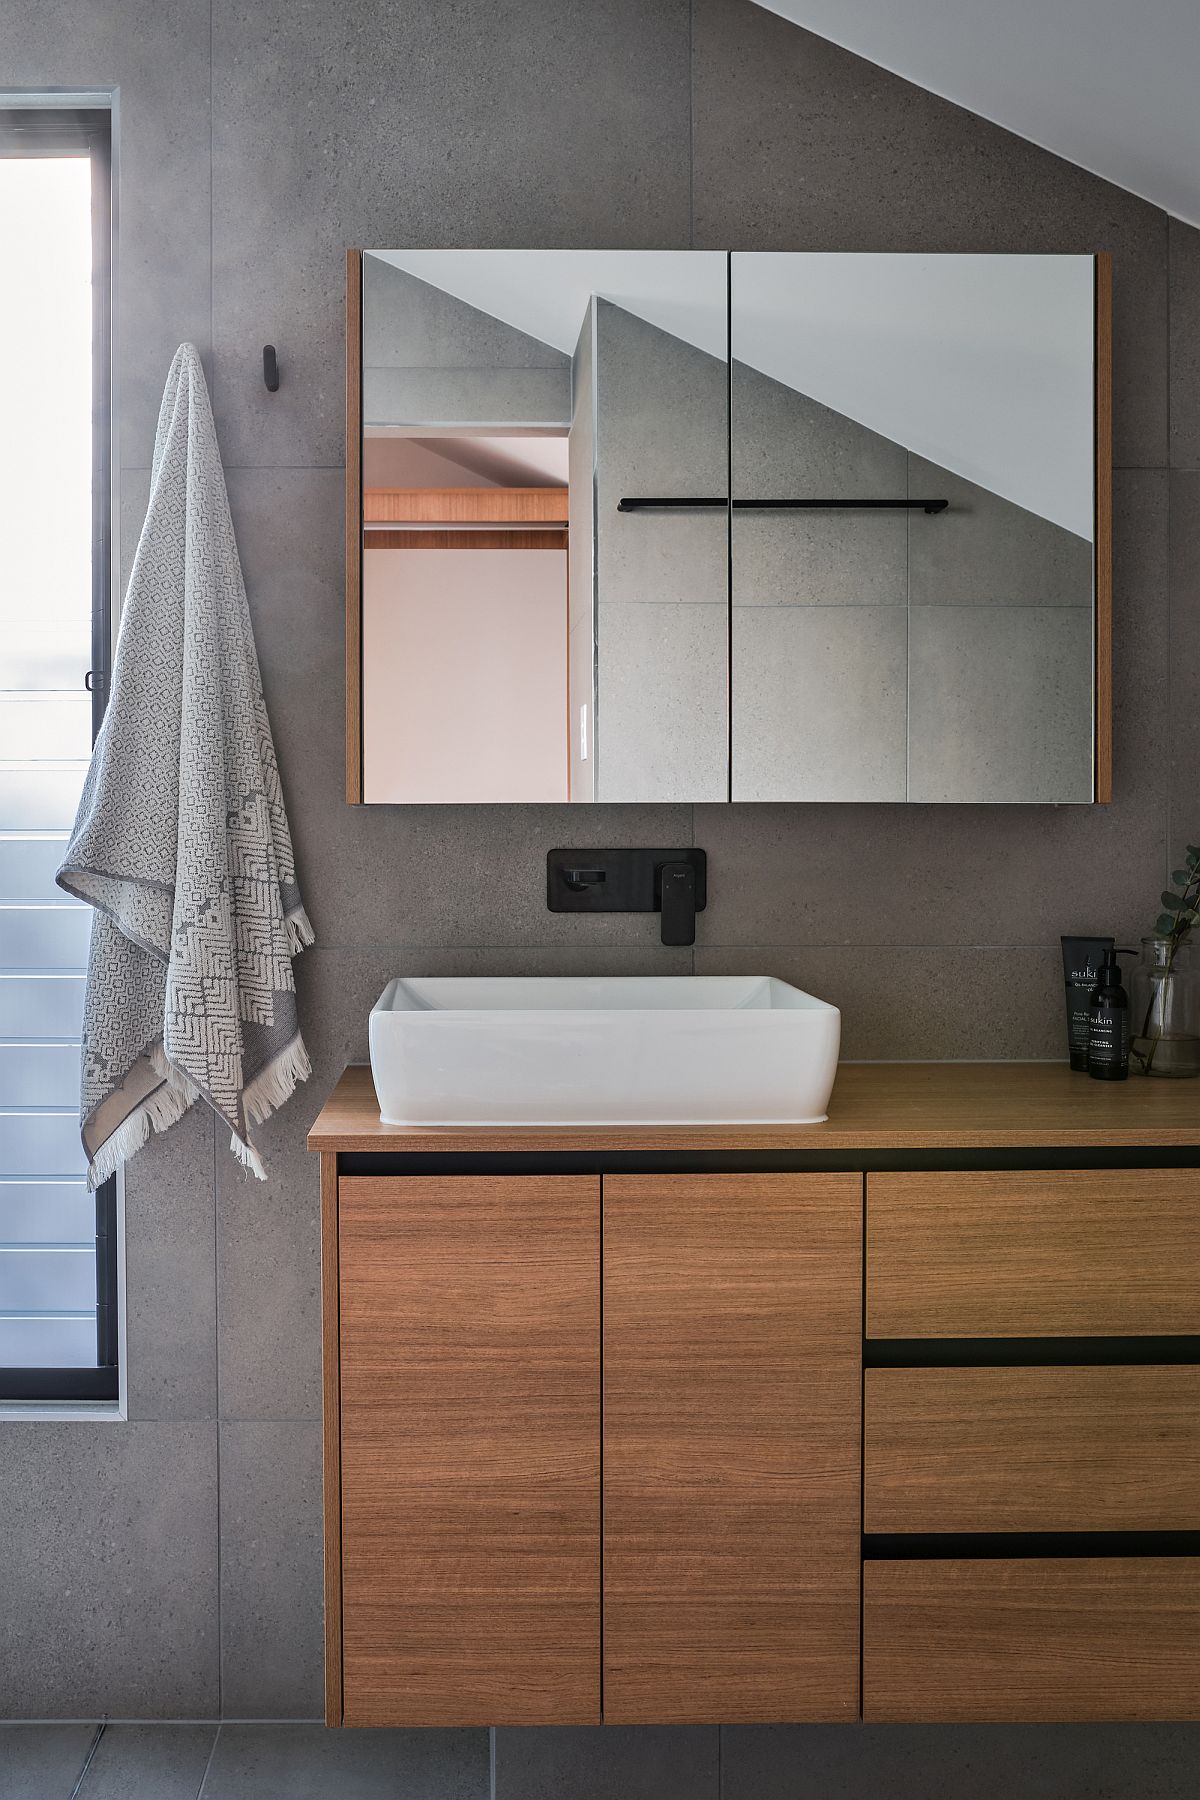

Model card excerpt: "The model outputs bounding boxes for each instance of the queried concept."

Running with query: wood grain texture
[867,1169,1200,1338]
[309,1062,1200,1154]
[363,486,568,525]
[603,1173,862,1723]
[865,1364,1200,1533]
[338,1174,600,1726]
[364,528,567,550]
[864,1558,1200,1722]
[1094,250,1113,804]
[344,249,363,805]
[321,1154,342,1726]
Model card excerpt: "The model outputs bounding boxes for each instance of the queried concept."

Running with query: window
[0,106,117,1402]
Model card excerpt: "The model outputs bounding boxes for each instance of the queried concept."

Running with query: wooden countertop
[308,1063,1200,1153]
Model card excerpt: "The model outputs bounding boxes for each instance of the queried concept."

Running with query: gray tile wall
[0,9,1197,1796]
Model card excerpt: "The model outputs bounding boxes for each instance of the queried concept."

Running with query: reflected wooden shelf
[363,485,569,527]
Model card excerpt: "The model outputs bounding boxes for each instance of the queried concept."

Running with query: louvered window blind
[0,107,117,1402]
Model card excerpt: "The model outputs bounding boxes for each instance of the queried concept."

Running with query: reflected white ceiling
[734,254,1094,536]
[371,250,1093,532]
[372,250,729,361]
[753,0,1200,227]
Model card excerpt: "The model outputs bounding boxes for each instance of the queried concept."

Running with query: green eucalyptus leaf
[1173,870,1191,886]
[1162,892,1185,911]
[1156,913,1176,933]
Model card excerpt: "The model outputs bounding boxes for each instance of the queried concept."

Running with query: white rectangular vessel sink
[369,976,840,1127]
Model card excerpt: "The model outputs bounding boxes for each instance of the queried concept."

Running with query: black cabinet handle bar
[617,496,949,515]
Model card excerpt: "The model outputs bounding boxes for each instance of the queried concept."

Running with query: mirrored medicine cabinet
[345,248,1110,807]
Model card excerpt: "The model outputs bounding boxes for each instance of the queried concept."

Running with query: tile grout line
[67,1720,106,1799]
[209,0,223,1734]
[196,1721,221,1800]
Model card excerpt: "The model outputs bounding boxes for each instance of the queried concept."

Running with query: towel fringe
[285,907,315,955]
[86,1077,195,1189]
[243,1032,313,1130]
[228,1131,267,1181]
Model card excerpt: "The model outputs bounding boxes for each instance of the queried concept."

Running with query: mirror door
[357,250,728,804]
[730,252,1101,803]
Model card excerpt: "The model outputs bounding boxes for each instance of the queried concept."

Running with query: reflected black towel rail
[616,496,949,515]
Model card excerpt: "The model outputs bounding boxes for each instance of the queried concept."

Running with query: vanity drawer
[865,1365,1200,1533]
[867,1170,1200,1338]
[863,1558,1200,1721]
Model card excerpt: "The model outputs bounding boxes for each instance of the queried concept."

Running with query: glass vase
[1131,936,1200,1078]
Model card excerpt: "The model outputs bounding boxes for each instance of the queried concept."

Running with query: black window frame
[0,104,118,1404]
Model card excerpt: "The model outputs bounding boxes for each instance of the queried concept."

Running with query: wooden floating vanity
[310,1062,1200,1729]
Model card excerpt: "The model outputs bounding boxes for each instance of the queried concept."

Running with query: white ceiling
[753,0,1200,228]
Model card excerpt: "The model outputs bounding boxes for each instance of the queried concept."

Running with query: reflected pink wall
[363,547,569,802]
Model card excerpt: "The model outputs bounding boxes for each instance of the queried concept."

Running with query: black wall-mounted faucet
[546,848,707,947]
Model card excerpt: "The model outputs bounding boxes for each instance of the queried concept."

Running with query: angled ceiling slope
[753,0,1200,228]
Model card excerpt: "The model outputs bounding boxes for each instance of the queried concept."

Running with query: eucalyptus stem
[1135,846,1200,1074]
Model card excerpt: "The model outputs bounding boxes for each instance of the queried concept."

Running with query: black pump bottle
[1087,949,1130,1081]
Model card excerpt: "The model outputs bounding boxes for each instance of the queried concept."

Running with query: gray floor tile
[494,1725,718,1800]
[721,1721,1200,1800]
[0,1724,96,1799]
[219,1424,324,1719]
[197,1723,487,1799]
[78,1724,217,1800]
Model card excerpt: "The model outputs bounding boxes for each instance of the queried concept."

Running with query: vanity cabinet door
[338,1175,601,1726]
[603,1172,862,1723]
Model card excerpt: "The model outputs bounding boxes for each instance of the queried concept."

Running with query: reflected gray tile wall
[362,256,570,425]
[592,298,728,800]
[908,457,1094,606]
[2,0,1195,1766]
[732,363,908,605]
[597,603,728,802]
[730,374,1095,799]
[733,607,908,801]
[908,607,1094,803]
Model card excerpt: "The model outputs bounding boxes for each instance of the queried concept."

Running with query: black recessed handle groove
[864,1531,1200,1560]
[866,1335,1200,1369]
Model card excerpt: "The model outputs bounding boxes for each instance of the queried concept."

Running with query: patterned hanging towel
[57,344,314,1186]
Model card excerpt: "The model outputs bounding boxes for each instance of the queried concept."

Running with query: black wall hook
[262,344,279,392]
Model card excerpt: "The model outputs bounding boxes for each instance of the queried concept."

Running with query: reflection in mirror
[730,253,1096,804]
[360,251,728,804]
